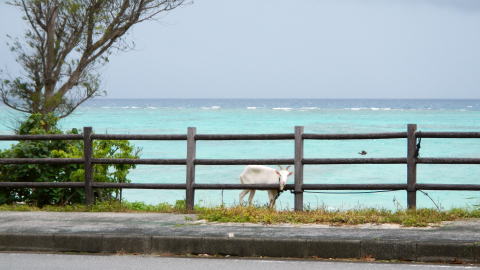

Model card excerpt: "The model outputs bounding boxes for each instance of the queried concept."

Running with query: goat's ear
[275,170,280,175]
[288,171,293,176]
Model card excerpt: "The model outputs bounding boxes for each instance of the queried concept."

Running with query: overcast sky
[1,0,480,99]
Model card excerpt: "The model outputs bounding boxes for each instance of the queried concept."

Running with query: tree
[1,0,184,118]
[0,113,140,206]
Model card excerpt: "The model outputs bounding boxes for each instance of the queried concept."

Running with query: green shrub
[0,113,140,206]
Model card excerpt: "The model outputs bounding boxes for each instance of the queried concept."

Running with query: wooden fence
[1,124,480,210]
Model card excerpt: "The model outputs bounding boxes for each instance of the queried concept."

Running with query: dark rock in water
[358,150,367,155]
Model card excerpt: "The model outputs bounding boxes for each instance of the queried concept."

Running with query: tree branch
[0,91,31,113]
[2,0,185,117]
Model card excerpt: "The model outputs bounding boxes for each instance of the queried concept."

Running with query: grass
[0,200,187,213]
[197,206,480,227]
[1,201,480,227]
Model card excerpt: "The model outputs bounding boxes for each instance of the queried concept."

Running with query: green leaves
[0,114,140,206]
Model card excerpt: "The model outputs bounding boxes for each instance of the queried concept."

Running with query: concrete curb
[0,233,478,263]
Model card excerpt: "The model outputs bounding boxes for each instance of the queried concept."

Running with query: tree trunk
[43,5,58,113]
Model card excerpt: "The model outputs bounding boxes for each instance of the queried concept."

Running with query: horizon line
[91,97,480,100]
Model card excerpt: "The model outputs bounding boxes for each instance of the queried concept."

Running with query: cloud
[421,0,480,12]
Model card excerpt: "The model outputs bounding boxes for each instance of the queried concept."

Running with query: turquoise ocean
[1,99,480,210]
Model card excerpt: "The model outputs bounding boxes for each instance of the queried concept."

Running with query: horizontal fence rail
[418,132,480,138]
[417,158,480,164]
[0,158,84,164]
[92,183,187,189]
[1,125,480,210]
[0,134,83,141]
[195,159,294,165]
[302,132,407,140]
[195,134,295,140]
[0,182,85,188]
[302,158,407,164]
[92,134,187,140]
[92,158,187,165]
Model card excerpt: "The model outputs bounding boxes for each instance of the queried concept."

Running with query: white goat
[239,165,293,208]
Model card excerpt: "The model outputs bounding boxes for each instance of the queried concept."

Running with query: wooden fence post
[83,127,94,206]
[186,127,197,210]
[407,124,417,209]
[294,126,304,211]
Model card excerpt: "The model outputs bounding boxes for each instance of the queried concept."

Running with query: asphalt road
[1,253,479,270]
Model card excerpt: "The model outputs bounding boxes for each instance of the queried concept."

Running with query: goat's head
[275,165,293,191]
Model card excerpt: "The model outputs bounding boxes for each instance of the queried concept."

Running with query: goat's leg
[247,190,256,206]
[239,190,249,206]
[268,190,278,208]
